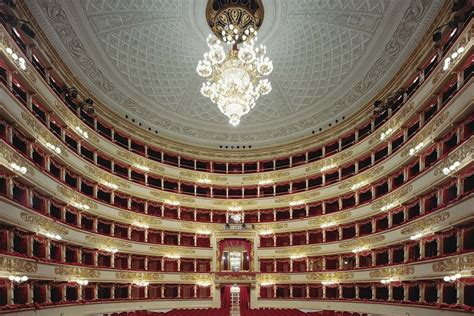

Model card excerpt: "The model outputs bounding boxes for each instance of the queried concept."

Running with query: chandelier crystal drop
[197,26,273,126]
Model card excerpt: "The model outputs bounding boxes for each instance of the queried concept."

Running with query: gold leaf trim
[20,212,68,235]
[149,246,196,255]
[338,166,384,190]
[21,112,68,157]
[306,272,353,281]
[275,246,321,255]
[85,235,132,249]
[368,102,415,145]
[371,184,413,211]
[52,101,100,143]
[275,191,319,204]
[339,235,385,249]
[84,165,130,189]
[256,274,291,282]
[432,255,474,272]
[305,151,353,173]
[308,212,351,226]
[369,266,414,278]
[180,274,214,282]
[434,138,474,176]
[0,142,34,176]
[179,171,227,182]
[54,266,100,278]
[0,255,37,273]
[57,185,98,210]
[116,150,165,172]
[115,271,164,281]
[242,171,290,182]
[149,191,195,203]
[401,212,450,235]
[118,211,162,226]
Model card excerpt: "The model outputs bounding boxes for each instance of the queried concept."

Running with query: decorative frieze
[20,212,69,236]
[52,101,100,143]
[401,212,450,235]
[305,151,353,173]
[275,191,319,204]
[368,102,415,145]
[180,274,214,282]
[181,222,216,232]
[434,138,474,176]
[339,235,385,249]
[255,223,288,231]
[85,235,132,249]
[21,112,68,157]
[432,254,474,272]
[116,150,165,172]
[118,211,162,226]
[0,28,36,82]
[371,184,413,211]
[338,166,384,190]
[308,211,351,226]
[0,142,34,176]
[369,266,414,278]
[84,165,130,189]
[275,246,321,255]
[242,171,290,182]
[256,274,291,283]
[57,185,98,210]
[149,191,195,204]
[400,111,449,157]
[212,200,256,208]
[115,271,164,281]
[149,246,196,255]
[179,170,227,182]
[306,272,354,281]
[0,255,38,273]
[54,266,100,278]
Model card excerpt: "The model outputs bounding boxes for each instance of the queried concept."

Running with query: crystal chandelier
[197,2,272,126]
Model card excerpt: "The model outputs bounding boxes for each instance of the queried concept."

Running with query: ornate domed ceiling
[26,0,443,148]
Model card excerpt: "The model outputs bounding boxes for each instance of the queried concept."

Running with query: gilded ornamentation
[215,274,256,281]
[432,254,474,272]
[371,184,413,211]
[85,235,132,249]
[0,142,34,176]
[339,235,385,249]
[401,111,449,157]
[257,274,291,283]
[242,171,290,182]
[118,211,162,226]
[21,112,68,157]
[369,266,414,278]
[213,200,256,207]
[275,191,319,204]
[20,212,69,235]
[149,246,196,255]
[52,101,100,143]
[115,271,164,281]
[180,274,214,282]
[305,151,353,172]
[84,165,130,189]
[54,266,100,278]
[179,171,227,182]
[116,150,165,172]
[0,255,38,273]
[306,272,353,281]
[215,231,256,238]
[434,138,474,176]
[57,185,98,210]
[0,29,36,82]
[181,222,216,232]
[368,102,415,145]
[255,223,288,232]
[149,191,195,204]
[275,246,321,255]
[308,211,351,226]
[401,212,450,235]
[338,166,384,190]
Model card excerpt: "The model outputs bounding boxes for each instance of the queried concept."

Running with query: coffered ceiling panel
[26,0,443,147]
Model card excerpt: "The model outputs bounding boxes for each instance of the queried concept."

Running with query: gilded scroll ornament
[308,212,351,226]
[306,272,353,281]
[85,235,132,249]
[369,266,414,278]
[305,151,353,172]
[371,184,413,211]
[20,212,69,236]
[115,271,164,281]
[0,142,34,176]
[434,138,474,176]
[339,235,385,249]
[432,254,474,272]
[57,185,98,210]
[54,266,100,278]
[0,255,38,273]
[338,166,384,190]
[119,211,162,226]
[401,212,450,235]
